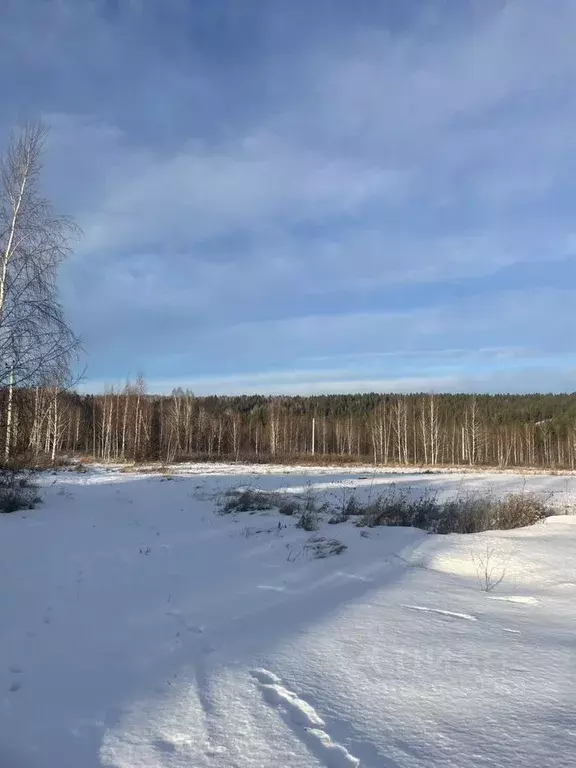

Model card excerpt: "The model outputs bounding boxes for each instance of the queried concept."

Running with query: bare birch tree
[0,121,81,458]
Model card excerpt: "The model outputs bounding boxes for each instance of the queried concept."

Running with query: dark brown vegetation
[3,387,576,470]
[216,484,549,535]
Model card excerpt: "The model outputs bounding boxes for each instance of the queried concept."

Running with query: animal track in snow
[250,668,360,767]
[251,668,324,728]
[402,605,477,621]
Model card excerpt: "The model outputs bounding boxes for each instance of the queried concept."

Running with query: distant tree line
[4,382,576,469]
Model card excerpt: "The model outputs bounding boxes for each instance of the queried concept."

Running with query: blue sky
[2,0,576,395]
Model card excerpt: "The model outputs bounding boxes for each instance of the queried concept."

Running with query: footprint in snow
[250,668,360,767]
[152,738,176,754]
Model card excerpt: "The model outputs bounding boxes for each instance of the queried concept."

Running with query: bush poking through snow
[496,493,549,530]
[472,545,509,592]
[218,483,547,535]
[219,488,281,514]
[327,492,365,524]
[357,486,428,528]
[431,492,548,534]
[219,487,309,516]
[328,512,349,525]
[278,498,301,516]
[286,544,303,562]
[297,507,320,532]
[218,486,327,530]
[343,495,363,517]
[304,536,347,559]
[0,469,41,513]
[356,488,548,534]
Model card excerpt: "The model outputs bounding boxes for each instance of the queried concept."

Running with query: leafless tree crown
[0,120,81,389]
[0,121,81,460]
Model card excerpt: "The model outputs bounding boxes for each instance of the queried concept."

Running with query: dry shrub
[219,488,281,514]
[357,487,548,534]
[278,499,301,516]
[0,469,41,513]
[296,507,320,532]
[304,536,347,559]
[496,492,548,529]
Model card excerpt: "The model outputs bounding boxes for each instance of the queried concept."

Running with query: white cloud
[5,0,576,392]
[80,362,576,398]
[54,0,576,280]
[72,286,576,397]
[79,371,460,397]
[70,132,409,257]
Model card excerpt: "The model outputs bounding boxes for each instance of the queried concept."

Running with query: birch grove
[3,388,576,470]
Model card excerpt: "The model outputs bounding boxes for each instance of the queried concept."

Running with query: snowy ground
[1,464,575,768]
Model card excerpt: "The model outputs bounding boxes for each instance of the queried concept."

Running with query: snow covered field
[1,464,576,768]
